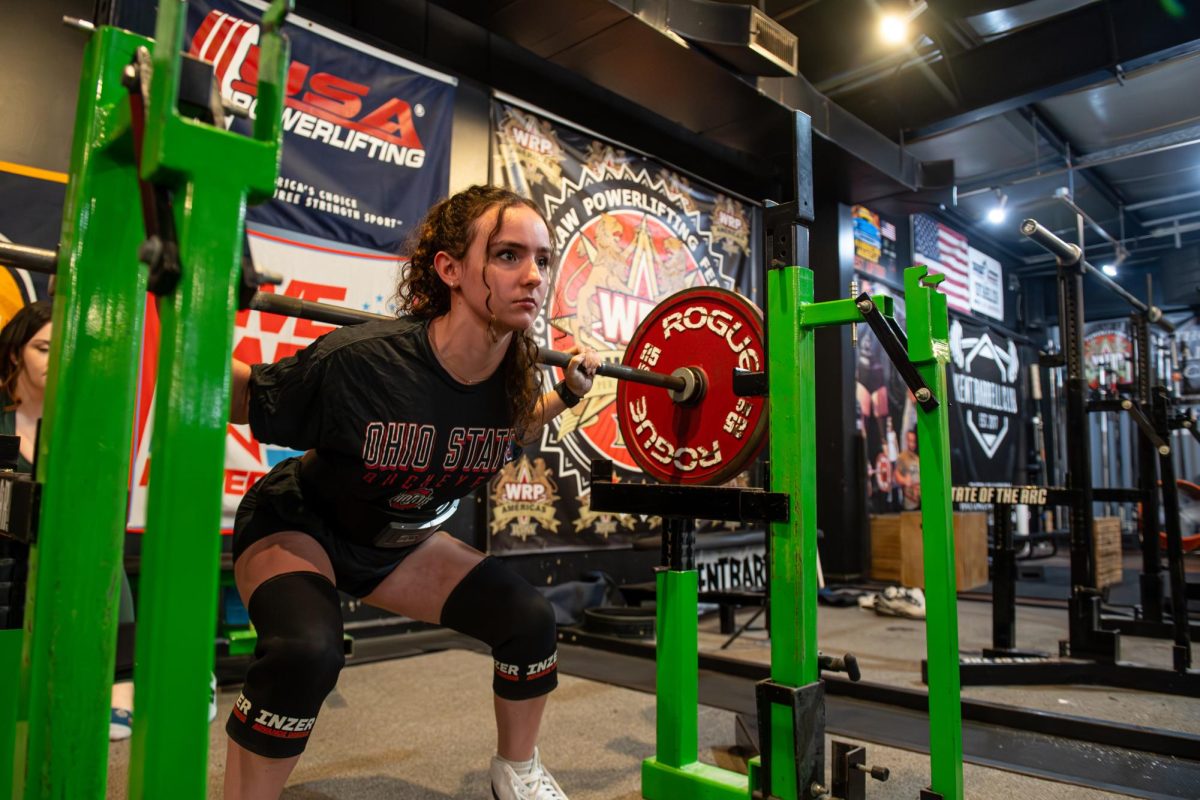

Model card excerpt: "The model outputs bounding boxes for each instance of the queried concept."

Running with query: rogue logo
[191,10,427,167]
[949,319,1020,459]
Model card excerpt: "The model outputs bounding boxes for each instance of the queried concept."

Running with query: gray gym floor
[106,647,1137,799]
[104,596,1198,799]
[105,554,1199,798]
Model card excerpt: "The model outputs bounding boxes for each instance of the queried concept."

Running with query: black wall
[0,1,94,172]
[813,202,867,579]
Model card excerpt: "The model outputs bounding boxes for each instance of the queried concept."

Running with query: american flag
[913,214,970,315]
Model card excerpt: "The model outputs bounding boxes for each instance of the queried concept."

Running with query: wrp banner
[488,99,757,553]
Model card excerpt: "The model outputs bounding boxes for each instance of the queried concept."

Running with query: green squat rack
[2,2,290,798]
[589,114,963,800]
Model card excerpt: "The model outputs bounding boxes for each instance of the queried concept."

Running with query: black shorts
[233,458,426,598]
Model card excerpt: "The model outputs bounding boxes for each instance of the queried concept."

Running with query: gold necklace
[431,320,484,385]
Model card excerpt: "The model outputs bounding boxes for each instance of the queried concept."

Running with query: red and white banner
[127,229,401,532]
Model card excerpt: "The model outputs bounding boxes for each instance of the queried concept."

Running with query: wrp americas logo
[949,319,1020,459]
[191,9,428,168]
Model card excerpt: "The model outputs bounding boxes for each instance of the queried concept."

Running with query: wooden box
[868,514,903,583]
[1092,516,1123,589]
[870,511,988,591]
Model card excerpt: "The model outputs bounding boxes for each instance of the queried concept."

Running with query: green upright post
[127,3,289,798]
[654,563,698,768]
[643,519,746,799]
[13,25,152,799]
[0,628,16,793]
[762,265,819,800]
[904,266,964,800]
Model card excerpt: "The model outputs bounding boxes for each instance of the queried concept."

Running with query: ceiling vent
[667,1,798,76]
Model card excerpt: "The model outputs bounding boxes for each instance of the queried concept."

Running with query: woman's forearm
[230,359,252,425]
[519,390,569,445]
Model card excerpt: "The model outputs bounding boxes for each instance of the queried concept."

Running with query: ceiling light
[1101,264,1118,277]
[879,14,908,44]
[879,1,927,46]
[986,189,1008,225]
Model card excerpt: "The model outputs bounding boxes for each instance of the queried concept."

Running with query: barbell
[0,234,770,483]
[248,287,768,485]
[247,292,693,393]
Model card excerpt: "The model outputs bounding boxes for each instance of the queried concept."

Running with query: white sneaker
[874,586,926,619]
[109,708,132,741]
[490,747,569,800]
[208,672,218,723]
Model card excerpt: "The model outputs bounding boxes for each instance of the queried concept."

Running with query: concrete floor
[706,599,1200,734]
[104,552,1197,798]
[106,650,1136,799]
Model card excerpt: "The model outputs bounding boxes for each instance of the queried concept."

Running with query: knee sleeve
[439,557,558,701]
[226,571,344,758]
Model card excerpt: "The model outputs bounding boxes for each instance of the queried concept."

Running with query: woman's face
[19,322,52,395]
[452,204,553,334]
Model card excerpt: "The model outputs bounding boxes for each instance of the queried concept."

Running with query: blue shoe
[110,708,132,741]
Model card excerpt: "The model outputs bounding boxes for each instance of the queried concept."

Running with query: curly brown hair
[396,185,555,434]
[0,300,53,410]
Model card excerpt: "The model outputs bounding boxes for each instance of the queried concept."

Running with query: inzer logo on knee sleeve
[232,692,317,739]
[525,651,558,680]
[495,659,520,681]
[232,692,253,722]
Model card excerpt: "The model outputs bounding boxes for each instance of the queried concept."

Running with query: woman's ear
[432,250,461,289]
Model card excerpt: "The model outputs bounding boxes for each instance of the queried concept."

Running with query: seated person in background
[0,300,137,740]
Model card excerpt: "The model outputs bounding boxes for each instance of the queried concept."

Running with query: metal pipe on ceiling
[958,126,1200,199]
[1142,208,1200,227]
[1125,189,1200,212]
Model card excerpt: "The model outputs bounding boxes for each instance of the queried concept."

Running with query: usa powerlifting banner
[947,317,1027,484]
[185,0,454,251]
[488,99,756,553]
[128,2,451,534]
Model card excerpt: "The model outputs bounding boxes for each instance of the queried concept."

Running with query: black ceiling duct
[665,0,798,76]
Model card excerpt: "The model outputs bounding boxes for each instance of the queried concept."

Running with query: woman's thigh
[362,532,483,623]
[233,530,336,606]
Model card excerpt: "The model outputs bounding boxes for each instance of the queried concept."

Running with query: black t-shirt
[248,316,517,530]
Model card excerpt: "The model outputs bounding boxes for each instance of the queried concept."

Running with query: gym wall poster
[946,317,1028,487]
[851,204,903,287]
[855,279,1028,513]
[488,98,756,553]
[854,279,918,513]
[128,1,454,533]
[1178,316,1200,399]
[913,214,1005,322]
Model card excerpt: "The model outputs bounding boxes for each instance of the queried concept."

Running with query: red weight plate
[616,287,767,485]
